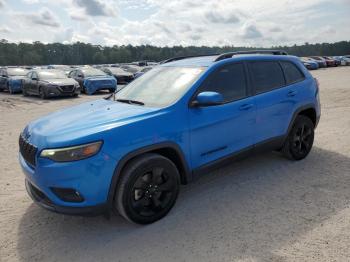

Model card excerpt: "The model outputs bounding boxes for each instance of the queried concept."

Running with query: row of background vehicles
[0,56,349,99]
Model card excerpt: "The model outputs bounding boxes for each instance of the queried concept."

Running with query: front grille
[59,85,74,93]
[19,134,37,167]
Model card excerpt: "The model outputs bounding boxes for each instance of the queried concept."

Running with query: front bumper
[46,85,81,97]
[19,148,117,216]
[25,179,107,216]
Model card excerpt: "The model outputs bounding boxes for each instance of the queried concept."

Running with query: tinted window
[250,61,285,94]
[32,72,38,79]
[198,63,247,102]
[280,61,304,84]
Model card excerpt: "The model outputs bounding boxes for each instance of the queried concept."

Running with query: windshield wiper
[116,99,145,106]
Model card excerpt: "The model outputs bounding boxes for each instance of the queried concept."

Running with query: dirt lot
[1,67,350,262]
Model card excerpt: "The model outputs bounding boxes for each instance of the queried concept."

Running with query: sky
[0,0,349,47]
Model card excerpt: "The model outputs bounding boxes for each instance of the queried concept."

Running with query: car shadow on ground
[16,147,350,261]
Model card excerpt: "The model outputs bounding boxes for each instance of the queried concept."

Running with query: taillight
[314,77,319,96]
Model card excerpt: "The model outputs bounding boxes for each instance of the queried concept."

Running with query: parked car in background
[336,56,350,65]
[310,56,327,68]
[47,65,73,75]
[134,66,154,78]
[20,51,320,224]
[101,67,134,84]
[68,67,117,95]
[321,56,337,67]
[0,67,29,93]
[331,57,341,66]
[120,64,142,74]
[299,57,319,70]
[22,69,80,99]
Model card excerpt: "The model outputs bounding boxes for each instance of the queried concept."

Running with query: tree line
[0,39,349,66]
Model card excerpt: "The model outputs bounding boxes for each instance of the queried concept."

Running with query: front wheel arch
[107,142,191,208]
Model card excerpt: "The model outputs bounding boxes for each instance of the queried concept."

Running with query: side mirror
[191,91,224,107]
[77,74,83,78]
[32,77,38,81]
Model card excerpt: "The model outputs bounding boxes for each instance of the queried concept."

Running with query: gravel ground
[0,67,350,262]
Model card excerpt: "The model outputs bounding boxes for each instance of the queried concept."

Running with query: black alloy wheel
[115,153,180,224]
[283,115,314,160]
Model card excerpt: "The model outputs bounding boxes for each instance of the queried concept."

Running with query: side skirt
[192,135,286,180]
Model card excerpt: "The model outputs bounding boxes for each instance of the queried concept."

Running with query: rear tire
[22,87,28,96]
[282,115,314,160]
[114,153,180,224]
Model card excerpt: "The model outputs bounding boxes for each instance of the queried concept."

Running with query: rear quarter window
[249,61,285,94]
[280,61,305,84]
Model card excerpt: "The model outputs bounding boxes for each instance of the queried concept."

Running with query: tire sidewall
[285,116,314,160]
[115,154,180,224]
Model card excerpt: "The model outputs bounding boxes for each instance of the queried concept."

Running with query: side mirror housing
[191,91,224,107]
[32,77,38,81]
[77,74,83,78]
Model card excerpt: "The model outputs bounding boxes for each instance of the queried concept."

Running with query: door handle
[287,90,297,97]
[239,104,253,111]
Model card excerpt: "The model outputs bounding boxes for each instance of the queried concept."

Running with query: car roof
[161,54,300,67]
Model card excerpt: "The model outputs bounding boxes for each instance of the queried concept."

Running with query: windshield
[38,71,67,79]
[7,68,28,76]
[82,68,107,77]
[116,66,205,107]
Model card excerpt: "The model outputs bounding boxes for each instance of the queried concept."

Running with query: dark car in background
[119,64,142,74]
[68,67,117,95]
[310,56,327,68]
[322,56,337,67]
[47,65,74,75]
[22,69,81,99]
[134,66,154,78]
[101,67,134,84]
[0,67,29,93]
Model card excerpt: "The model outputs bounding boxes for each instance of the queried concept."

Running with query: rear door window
[249,61,285,94]
[280,61,305,84]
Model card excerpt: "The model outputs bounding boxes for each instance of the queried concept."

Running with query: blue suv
[19,51,321,224]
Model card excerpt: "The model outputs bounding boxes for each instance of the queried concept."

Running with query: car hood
[25,99,161,148]
[43,78,77,85]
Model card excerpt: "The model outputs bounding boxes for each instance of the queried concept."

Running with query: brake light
[314,77,319,96]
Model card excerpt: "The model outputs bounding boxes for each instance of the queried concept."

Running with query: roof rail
[214,50,288,62]
[161,54,219,64]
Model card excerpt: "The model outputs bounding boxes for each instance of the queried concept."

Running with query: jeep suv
[19,51,321,224]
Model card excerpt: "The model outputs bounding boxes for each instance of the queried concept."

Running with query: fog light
[51,187,84,203]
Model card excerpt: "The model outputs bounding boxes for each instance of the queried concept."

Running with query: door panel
[189,62,256,169]
[189,97,256,168]
[249,61,301,144]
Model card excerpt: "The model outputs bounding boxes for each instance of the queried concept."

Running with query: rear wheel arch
[107,142,191,207]
[287,104,317,134]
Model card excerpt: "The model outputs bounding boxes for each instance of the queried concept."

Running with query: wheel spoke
[134,176,148,190]
[132,197,150,212]
[158,179,173,192]
[151,194,162,208]
[152,167,164,184]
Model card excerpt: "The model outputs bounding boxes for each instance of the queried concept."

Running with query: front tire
[282,115,314,160]
[114,153,180,224]
[39,87,47,99]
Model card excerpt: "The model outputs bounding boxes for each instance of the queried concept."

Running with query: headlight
[40,141,103,162]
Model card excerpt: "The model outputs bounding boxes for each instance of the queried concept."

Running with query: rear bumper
[25,179,108,216]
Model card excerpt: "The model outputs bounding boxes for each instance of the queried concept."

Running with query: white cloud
[2,0,349,46]
[24,8,61,27]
